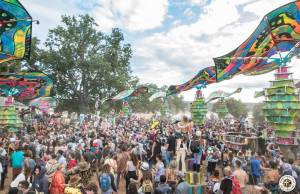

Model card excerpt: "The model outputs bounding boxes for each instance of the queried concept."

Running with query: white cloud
[93,0,169,32]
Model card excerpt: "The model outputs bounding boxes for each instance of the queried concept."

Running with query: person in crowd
[220,167,233,194]
[165,160,177,192]
[116,145,129,188]
[128,181,139,194]
[250,152,266,185]
[125,153,139,194]
[0,142,7,190]
[190,132,203,172]
[11,146,24,180]
[57,150,67,166]
[154,154,165,185]
[155,175,172,194]
[31,165,49,194]
[77,161,93,187]
[50,164,65,194]
[232,151,247,169]
[206,170,221,194]
[207,147,220,176]
[233,160,248,193]
[167,129,176,162]
[176,137,188,172]
[17,180,35,194]
[45,153,59,183]
[264,161,279,193]
[176,171,189,194]
[99,163,117,194]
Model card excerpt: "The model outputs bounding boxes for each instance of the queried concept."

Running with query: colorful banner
[166,66,216,96]
[0,0,32,64]
[214,1,300,81]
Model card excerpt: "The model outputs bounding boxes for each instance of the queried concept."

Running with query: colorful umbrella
[0,0,32,63]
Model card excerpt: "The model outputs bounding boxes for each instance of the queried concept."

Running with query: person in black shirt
[152,133,162,164]
[220,166,233,194]
[167,130,176,161]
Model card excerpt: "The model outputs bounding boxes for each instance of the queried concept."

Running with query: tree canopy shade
[40,15,133,112]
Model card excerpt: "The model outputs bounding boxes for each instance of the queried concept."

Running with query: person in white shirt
[176,137,188,172]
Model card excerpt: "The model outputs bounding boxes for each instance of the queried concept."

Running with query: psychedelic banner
[0,72,53,101]
[214,1,300,81]
[166,66,216,96]
[0,0,32,64]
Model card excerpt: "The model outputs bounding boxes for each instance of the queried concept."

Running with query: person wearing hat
[64,175,82,194]
[77,161,92,187]
[135,162,153,194]
[175,171,188,194]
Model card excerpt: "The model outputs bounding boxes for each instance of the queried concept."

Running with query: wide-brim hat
[78,162,90,172]
[140,162,149,171]
[69,175,81,187]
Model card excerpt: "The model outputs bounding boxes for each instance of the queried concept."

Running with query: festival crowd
[0,113,299,194]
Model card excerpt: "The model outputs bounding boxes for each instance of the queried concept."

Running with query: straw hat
[78,162,90,172]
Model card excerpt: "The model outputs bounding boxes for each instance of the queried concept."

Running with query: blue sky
[21,0,300,102]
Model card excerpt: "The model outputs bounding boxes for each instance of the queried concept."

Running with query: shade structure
[0,105,22,132]
[0,0,32,63]
[263,67,300,138]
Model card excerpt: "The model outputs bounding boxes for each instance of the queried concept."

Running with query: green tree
[252,103,265,124]
[225,98,249,118]
[40,15,133,113]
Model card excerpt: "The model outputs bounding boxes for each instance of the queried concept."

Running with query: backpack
[190,141,199,153]
[229,176,242,194]
[99,173,111,192]
[143,179,153,193]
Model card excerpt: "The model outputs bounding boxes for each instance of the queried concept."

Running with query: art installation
[111,86,148,101]
[0,0,32,63]
[29,97,57,113]
[262,67,300,144]
[0,72,54,101]
[214,1,300,81]
[191,89,207,126]
[166,66,216,96]
[149,91,166,102]
[207,88,242,119]
[160,100,169,118]
[0,102,23,132]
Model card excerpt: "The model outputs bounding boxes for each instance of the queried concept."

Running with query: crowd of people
[0,112,299,194]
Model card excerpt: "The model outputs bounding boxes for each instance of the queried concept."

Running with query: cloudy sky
[22,0,300,102]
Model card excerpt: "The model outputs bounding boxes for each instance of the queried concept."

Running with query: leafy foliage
[252,102,265,125]
[39,15,133,112]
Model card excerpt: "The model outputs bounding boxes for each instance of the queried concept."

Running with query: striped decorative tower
[0,97,23,132]
[160,100,169,118]
[263,66,300,145]
[191,90,207,126]
[215,99,229,119]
